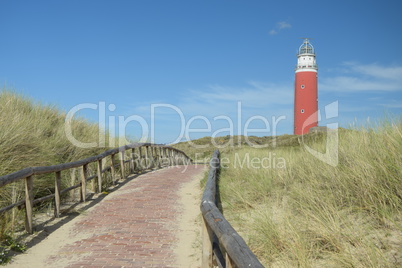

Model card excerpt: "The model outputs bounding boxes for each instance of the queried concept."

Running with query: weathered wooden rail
[201,150,264,268]
[0,143,192,234]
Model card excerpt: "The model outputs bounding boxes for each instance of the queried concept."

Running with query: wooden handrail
[0,143,192,234]
[0,143,190,187]
[200,150,264,268]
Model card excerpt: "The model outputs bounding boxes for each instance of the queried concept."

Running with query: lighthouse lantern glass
[298,39,315,55]
[296,39,317,71]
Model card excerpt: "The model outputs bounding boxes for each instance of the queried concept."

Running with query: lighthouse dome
[298,39,315,55]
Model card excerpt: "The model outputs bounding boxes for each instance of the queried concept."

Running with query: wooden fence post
[165,148,168,165]
[161,147,166,167]
[169,149,174,166]
[154,147,158,168]
[120,150,126,180]
[171,149,175,166]
[80,164,88,202]
[154,147,160,168]
[148,146,153,169]
[97,159,103,193]
[54,171,61,218]
[159,147,164,168]
[144,146,149,169]
[138,147,143,171]
[158,147,162,168]
[202,216,213,268]
[152,147,156,168]
[152,146,156,168]
[24,176,34,234]
[165,148,170,166]
[110,154,116,184]
[130,148,135,173]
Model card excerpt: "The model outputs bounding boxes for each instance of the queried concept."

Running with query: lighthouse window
[301,109,305,113]
[301,85,305,89]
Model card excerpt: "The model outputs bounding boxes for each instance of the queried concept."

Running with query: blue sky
[1,0,401,144]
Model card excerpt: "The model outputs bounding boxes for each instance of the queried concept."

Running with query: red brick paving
[46,164,205,268]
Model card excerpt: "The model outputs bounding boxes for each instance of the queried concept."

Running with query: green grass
[175,120,401,267]
[0,89,117,241]
[215,122,401,267]
[172,133,306,163]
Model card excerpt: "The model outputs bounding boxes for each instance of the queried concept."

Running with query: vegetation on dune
[0,90,116,254]
[0,90,109,173]
[172,133,311,163]
[176,121,402,267]
[0,89,400,267]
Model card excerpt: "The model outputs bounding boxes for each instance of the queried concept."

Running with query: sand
[175,169,204,268]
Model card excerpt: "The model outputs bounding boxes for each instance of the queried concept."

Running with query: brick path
[41,164,205,268]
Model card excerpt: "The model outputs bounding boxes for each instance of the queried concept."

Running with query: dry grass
[1,89,400,267]
[175,121,401,267]
[216,122,401,267]
[0,89,116,239]
[173,134,304,163]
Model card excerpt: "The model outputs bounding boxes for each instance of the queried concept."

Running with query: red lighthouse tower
[294,39,318,135]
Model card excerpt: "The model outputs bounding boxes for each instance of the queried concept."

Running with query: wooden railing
[0,143,192,234]
[201,150,264,268]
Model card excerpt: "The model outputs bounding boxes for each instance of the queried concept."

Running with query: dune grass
[216,122,401,267]
[0,90,116,241]
[1,89,400,266]
[173,133,303,163]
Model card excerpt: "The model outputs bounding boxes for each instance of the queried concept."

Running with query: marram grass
[0,89,117,239]
[217,122,401,267]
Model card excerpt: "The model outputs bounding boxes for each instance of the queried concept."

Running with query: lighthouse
[294,38,318,135]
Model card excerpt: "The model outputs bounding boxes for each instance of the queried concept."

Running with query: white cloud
[180,81,293,116]
[269,21,291,35]
[124,81,295,142]
[278,21,292,30]
[127,81,293,122]
[345,62,402,81]
[269,29,277,35]
[320,76,401,92]
[320,62,402,92]
[193,82,292,105]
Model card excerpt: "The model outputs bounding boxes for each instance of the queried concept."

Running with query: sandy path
[175,168,204,268]
[6,165,206,268]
